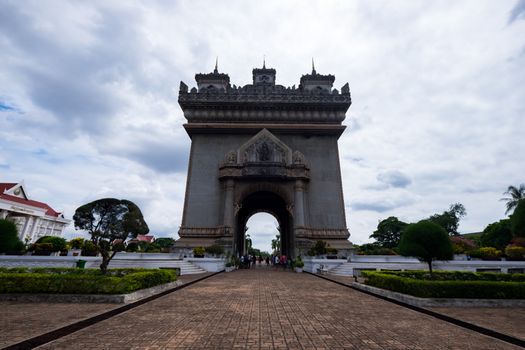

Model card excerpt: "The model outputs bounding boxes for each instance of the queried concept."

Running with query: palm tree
[501,184,525,214]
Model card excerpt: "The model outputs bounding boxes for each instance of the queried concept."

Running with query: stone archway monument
[174,62,352,257]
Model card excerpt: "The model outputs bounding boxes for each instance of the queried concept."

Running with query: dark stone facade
[175,63,352,257]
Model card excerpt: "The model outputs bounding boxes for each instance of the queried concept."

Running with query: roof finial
[263,55,266,69]
[312,57,316,75]
[214,56,218,73]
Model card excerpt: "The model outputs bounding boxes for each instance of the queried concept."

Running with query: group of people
[239,254,291,270]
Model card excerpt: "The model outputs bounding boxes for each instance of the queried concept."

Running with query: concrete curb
[351,282,525,308]
[0,281,184,304]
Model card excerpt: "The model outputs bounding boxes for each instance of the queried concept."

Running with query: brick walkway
[29,269,521,349]
[0,273,210,348]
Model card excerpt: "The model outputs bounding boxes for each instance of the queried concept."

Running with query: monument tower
[175,61,352,257]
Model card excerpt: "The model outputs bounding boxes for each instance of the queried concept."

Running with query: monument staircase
[327,262,354,277]
[108,259,207,275]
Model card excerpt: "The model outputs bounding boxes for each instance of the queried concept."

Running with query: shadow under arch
[235,191,293,257]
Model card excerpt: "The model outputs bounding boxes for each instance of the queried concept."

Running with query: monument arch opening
[174,62,353,258]
[244,212,279,255]
[236,191,291,257]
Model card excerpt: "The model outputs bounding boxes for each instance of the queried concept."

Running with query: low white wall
[0,254,226,273]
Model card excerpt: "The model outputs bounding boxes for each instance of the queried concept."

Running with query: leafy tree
[369,216,408,248]
[511,199,525,237]
[479,219,513,250]
[398,220,453,274]
[428,203,466,235]
[155,237,175,249]
[0,219,24,253]
[500,184,525,215]
[271,234,281,253]
[73,198,149,273]
[356,243,398,255]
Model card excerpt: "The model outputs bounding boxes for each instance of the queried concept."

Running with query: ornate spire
[263,55,266,69]
[214,56,218,73]
[311,58,316,75]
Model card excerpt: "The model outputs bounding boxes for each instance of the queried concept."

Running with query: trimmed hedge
[362,271,525,299]
[0,268,176,294]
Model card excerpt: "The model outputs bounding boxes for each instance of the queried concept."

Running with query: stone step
[108,260,207,275]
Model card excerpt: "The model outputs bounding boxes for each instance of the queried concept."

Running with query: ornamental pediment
[238,129,292,165]
[219,129,309,180]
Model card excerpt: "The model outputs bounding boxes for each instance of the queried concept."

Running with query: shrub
[470,247,502,260]
[0,219,24,253]
[505,245,525,259]
[145,242,161,253]
[81,240,99,256]
[193,246,205,256]
[36,236,67,252]
[30,243,54,254]
[205,244,225,256]
[362,271,525,299]
[0,268,176,294]
[69,237,85,249]
[450,236,477,254]
[510,237,525,247]
[126,242,139,252]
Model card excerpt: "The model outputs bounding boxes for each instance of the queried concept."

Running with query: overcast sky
[1,1,524,253]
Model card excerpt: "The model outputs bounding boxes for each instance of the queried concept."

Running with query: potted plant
[294,256,304,273]
[193,246,205,258]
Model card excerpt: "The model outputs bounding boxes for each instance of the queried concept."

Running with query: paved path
[0,273,211,348]
[34,269,520,349]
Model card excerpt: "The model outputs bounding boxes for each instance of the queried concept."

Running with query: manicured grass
[362,270,525,299]
[0,267,176,294]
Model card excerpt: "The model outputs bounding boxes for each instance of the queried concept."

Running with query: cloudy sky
[1,1,524,253]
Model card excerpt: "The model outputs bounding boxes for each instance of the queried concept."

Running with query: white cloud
[1,0,524,246]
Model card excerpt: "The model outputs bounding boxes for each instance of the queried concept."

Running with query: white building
[0,182,71,243]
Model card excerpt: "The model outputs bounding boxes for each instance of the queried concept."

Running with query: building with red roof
[0,182,71,243]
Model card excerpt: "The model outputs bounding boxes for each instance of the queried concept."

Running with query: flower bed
[0,268,176,294]
[362,270,525,299]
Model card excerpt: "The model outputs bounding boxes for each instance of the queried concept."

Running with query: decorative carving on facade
[179,226,232,238]
[292,150,306,165]
[295,227,350,239]
[234,203,242,215]
[225,150,237,164]
[178,65,351,125]
[219,129,310,180]
[286,204,294,217]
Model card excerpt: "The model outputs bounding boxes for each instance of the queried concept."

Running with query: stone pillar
[30,217,40,242]
[0,210,7,219]
[294,180,305,228]
[223,179,235,229]
[20,216,31,241]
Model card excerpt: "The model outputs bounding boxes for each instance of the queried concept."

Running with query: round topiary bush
[398,220,454,273]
